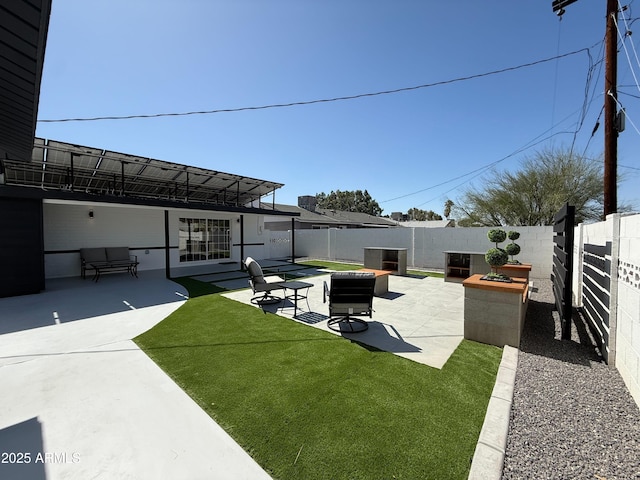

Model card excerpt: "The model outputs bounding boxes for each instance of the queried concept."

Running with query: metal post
[164,210,170,279]
[291,217,295,264]
[69,153,75,191]
[120,161,125,196]
[240,214,245,270]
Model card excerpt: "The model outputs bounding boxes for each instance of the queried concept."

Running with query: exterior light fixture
[89,209,94,218]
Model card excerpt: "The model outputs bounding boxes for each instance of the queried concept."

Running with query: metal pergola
[2,138,283,208]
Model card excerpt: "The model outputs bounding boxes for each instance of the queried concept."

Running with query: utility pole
[553,0,619,216]
[604,0,618,215]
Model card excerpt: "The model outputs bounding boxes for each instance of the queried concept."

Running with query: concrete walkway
[0,270,270,480]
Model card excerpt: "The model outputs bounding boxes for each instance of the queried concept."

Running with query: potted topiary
[505,230,521,264]
[483,228,512,282]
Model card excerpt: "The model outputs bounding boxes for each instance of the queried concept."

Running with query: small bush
[485,247,508,268]
[505,243,521,256]
[487,229,507,244]
[508,230,520,241]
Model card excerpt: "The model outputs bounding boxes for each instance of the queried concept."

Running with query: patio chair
[323,271,376,333]
[244,257,286,305]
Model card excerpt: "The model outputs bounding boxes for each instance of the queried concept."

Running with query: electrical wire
[412,130,581,209]
[619,1,640,79]
[570,47,597,154]
[614,8,640,94]
[550,14,564,143]
[37,49,591,123]
[381,106,589,207]
[581,103,604,157]
[381,42,607,208]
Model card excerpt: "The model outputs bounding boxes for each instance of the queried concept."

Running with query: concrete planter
[462,274,530,348]
[497,263,532,283]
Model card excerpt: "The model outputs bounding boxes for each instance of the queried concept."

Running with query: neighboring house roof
[396,220,455,228]
[315,208,398,227]
[261,203,398,228]
[0,0,52,162]
[261,203,343,225]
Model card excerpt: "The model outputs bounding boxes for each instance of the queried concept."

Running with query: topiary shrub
[483,228,512,282]
[487,229,507,245]
[505,242,521,262]
[505,230,521,264]
[485,247,508,271]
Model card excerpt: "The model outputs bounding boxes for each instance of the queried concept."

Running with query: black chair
[244,257,286,304]
[323,271,376,333]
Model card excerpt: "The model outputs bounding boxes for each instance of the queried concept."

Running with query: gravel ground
[502,279,640,480]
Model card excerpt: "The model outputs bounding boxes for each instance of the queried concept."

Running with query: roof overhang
[0,138,296,217]
[0,184,297,216]
[0,0,52,162]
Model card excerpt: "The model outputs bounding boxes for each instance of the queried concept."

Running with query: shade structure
[2,138,283,208]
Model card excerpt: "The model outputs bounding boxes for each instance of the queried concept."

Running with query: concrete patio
[222,267,465,370]
[0,260,504,479]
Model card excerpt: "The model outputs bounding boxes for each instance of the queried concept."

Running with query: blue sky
[36,0,639,217]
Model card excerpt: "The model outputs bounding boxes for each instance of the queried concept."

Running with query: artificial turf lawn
[135,294,501,480]
[171,276,226,297]
[299,260,445,278]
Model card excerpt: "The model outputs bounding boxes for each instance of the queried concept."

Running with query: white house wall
[43,201,272,279]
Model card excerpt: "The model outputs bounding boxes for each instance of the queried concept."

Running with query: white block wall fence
[291,226,554,279]
[573,213,640,407]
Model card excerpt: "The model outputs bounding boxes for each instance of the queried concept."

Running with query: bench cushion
[80,248,107,263]
[106,247,131,262]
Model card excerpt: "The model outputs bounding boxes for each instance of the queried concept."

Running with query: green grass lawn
[135,292,502,480]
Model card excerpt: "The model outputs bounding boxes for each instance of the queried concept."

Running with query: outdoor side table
[358,268,390,296]
[282,281,314,318]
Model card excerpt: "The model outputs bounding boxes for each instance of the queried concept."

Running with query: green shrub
[485,247,508,268]
[487,229,507,244]
[505,243,521,256]
[508,231,520,241]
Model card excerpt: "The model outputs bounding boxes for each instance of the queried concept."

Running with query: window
[179,218,230,262]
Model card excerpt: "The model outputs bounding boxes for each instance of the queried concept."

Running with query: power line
[614,6,640,94]
[38,48,591,124]
[412,130,579,209]
[381,96,600,206]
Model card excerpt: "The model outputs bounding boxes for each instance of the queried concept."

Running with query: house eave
[0,185,299,216]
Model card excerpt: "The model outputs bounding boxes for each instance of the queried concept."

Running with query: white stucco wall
[43,200,277,278]
[44,201,167,278]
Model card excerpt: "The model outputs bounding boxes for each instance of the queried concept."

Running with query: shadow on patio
[222,266,465,369]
